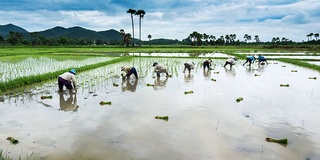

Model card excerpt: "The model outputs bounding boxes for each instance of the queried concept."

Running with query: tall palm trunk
[131,14,134,47]
[139,16,141,47]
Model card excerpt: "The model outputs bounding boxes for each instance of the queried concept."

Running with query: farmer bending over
[258,55,268,65]
[203,59,212,71]
[58,69,77,93]
[121,66,138,79]
[243,56,255,66]
[183,62,195,73]
[224,57,237,68]
[153,62,169,77]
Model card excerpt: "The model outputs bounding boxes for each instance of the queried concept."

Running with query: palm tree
[202,33,209,45]
[254,35,260,43]
[307,33,313,41]
[120,29,126,46]
[127,9,136,47]
[147,34,152,41]
[124,33,132,47]
[135,10,146,47]
[230,34,236,43]
[314,33,319,41]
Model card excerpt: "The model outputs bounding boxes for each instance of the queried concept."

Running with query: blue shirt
[258,56,266,61]
[247,56,255,62]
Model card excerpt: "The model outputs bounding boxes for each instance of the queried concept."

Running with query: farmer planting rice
[58,69,77,93]
[258,55,268,65]
[153,62,169,77]
[243,55,255,66]
[121,66,138,79]
[223,57,238,68]
[183,62,195,73]
[203,59,212,71]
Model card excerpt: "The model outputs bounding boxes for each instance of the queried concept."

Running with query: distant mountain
[0,24,29,37]
[0,24,122,42]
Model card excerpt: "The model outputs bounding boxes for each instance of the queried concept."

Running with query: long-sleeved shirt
[184,62,195,69]
[122,67,132,75]
[258,56,266,61]
[247,56,255,62]
[59,72,77,89]
[226,58,236,65]
[154,64,167,73]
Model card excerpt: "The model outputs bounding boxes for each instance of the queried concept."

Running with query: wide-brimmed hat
[70,69,76,75]
[152,62,158,67]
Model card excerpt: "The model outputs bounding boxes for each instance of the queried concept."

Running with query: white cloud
[0,0,319,42]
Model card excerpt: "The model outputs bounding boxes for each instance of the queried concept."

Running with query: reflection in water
[184,73,194,83]
[59,92,79,112]
[203,70,211,80]
[224,67,236,76]
[245,65,254,73]
[121,78,138,92]
[258,64,266,72]
[153,76,168,90]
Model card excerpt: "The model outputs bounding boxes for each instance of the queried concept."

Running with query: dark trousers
[243,58,253,66]
[203,61,210,70]
[127,67,138,79]
[224,61,233,67]
[58,77,73,91]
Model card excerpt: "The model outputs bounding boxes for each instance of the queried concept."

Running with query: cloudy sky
[0,0,319,42]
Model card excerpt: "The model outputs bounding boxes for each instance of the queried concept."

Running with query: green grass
[278,58,320,72]
[0,150,35,160]
[0,45,319,56]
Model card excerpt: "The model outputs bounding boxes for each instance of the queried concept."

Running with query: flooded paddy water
[0,55,320,160]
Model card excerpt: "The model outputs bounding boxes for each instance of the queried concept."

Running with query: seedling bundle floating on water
[308,77,317,80]
[184,91,194,94]
[266,137,288,145]
[155,116,169,121]
[41,95,52,99]
[99,101,112,105]
[280,84,289,87]
[236,97,244,102]
[7,137,19,144]
[147,83,155,87]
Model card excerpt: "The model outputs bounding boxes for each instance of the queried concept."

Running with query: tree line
[0,27,319,46]
[184,31,320,46]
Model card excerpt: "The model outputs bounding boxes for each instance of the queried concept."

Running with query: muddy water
[0,58,320,160]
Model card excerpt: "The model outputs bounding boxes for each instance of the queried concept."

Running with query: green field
[0,46,319,93]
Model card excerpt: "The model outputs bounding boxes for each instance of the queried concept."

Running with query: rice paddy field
[0,49,319,160]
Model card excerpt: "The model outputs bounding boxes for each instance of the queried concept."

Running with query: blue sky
[0,0,319,42]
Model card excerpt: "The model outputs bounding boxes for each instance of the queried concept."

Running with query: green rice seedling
[266,137,288,145]
[184,91,194,94]
[40,95,52,99]
[280,84,289,87]
[99,101,112,105]
[236,97,244,102]
[155,116,169,121]
[7,136,19,144]
[147,83,155,86]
